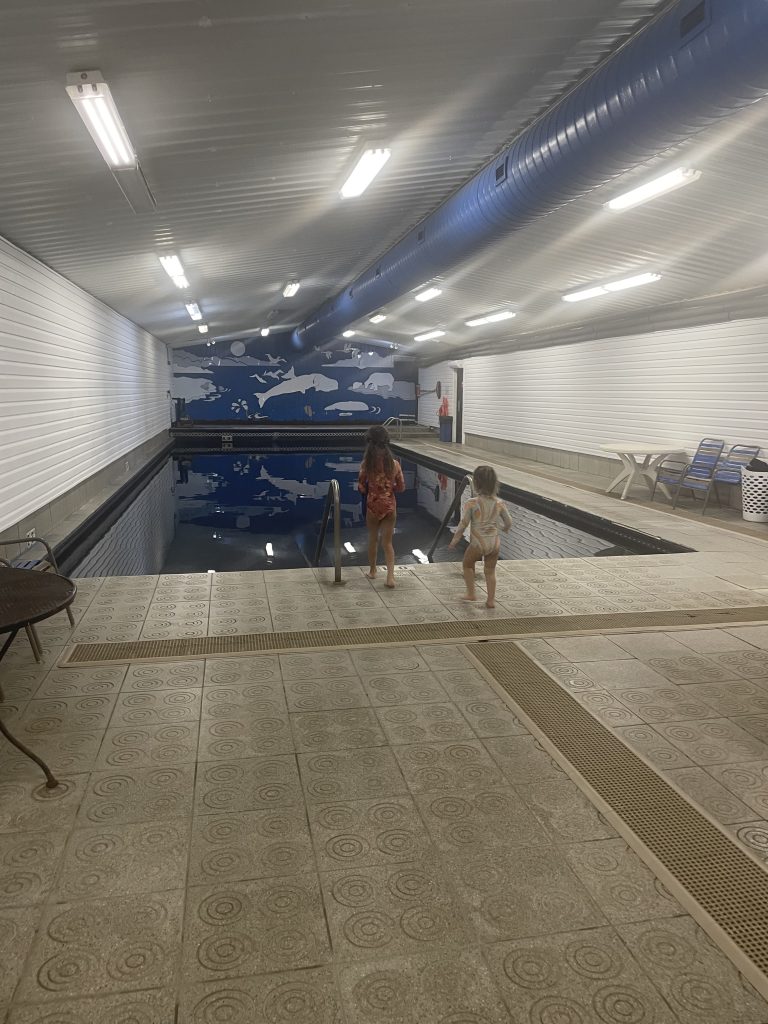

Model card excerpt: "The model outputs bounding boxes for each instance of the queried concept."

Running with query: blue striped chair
[651,438,724,508]
[700,443,760,514]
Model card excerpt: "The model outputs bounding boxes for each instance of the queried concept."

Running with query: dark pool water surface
[71,450,634,577]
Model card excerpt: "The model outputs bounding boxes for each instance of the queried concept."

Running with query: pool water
[69,450,638,578]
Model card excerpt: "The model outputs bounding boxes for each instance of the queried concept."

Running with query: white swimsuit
[455,495,512,556]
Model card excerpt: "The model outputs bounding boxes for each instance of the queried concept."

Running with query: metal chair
[0,538,75,661]
[697,443,761,514]
[651,438,725,508]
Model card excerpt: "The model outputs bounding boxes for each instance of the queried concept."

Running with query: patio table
[600,443,687,501]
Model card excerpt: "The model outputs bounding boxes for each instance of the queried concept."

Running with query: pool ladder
[426,474,474,561]
[313,479,345,584]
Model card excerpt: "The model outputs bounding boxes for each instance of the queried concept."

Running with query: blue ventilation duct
[295,0,768,348]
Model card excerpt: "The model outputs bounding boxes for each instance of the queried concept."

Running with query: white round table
[600,444,687,501]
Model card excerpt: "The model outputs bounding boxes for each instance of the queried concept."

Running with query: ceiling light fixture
[607,167,701,212]
[65,71,136,169]
[185,302,203,321]
[198,324,209,334]
[414,287,442,303]
[563,272,661,303]
[283,281,300,298]
[342,330,357,338]
[158,255,189,289]
[465,310,517,327]
[369,313,387,324]
[260,327,270,338]
[340,148,391,198]
[414,330,445,342]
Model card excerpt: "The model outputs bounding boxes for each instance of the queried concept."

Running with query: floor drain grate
[472,640,768,991]
[59,605,768,664]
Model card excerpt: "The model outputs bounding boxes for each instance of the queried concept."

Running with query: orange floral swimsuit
[358,459,406,520]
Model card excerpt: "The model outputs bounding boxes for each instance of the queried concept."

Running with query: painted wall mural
[172,333,417,423]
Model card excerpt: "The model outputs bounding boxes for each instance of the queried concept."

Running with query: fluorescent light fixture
[265,543,274,557]
[65,71,136,169]
[414,287,442,303]
[283,281,300,298]
[344,542,355,553]
[369,313,387,324]
[342,330,357,338]
[563,273,661,303]
[340,148,391,198]
[367,351,374,356]
[260,327,270,338]
[158,255,189,289]
[465,310,517,327]
[414,330,445,342]
[198,324,209,334]
[607,167,701,212]
[185,302,203,321]
[412,549,429,564]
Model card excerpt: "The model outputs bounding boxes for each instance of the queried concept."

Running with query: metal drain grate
[472,641,768,988]
[60,605,768,664]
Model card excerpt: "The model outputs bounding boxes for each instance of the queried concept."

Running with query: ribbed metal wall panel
[417,362,456,429]
[463,319,768,455]
[0,237,171,533]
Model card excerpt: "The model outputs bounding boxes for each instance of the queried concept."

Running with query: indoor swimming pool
[63,449,679,578]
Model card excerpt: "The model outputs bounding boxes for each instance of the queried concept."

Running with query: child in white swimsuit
[448,465,512,608]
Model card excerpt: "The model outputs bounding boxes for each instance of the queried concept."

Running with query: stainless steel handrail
[383,415,416,440]
[313,479,344,584]
[426,474,474,561]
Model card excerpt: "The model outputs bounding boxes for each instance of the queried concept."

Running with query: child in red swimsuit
[357,425,405,588]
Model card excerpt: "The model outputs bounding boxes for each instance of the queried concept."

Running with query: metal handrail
[383,415,416,439]
[313,479,344,584]
[426,474,474,561]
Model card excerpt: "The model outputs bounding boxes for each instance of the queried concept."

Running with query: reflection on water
[72,451,628,577]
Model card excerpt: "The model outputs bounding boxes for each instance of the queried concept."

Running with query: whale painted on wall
[256,369,338,407]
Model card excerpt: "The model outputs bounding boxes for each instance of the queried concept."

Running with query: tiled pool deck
[3,448,768,1021]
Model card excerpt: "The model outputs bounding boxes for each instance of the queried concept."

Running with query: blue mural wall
[171,333,417,423]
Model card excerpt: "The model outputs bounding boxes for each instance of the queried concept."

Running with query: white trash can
[741,468,768,522]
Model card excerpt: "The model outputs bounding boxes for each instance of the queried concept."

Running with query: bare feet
[366,571,377,579]
[462,594,477,602]
[386,576,396,589]
[485,600,495,609]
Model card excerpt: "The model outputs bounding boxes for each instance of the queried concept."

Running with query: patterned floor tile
[203,681,286,716]
[732,714,768,744]
[96,723,200,769]
[706,760,768,817]
[433,669,498,702]
[8,990,177,1023]
[725,820,768,864]
[483,735,569,784]
[618,915,768,1024]
[612,685,721,724]
[308,796,432,871]
[484,925,678,1023]
[518,780,617,842]
[654,719,768,765]
[0,831,67,906]
[376,703,476,745]
[321,858,470,961]
[54,820,189,900]
[548,636,634,662]
[419,645,474,670]
[361,672,449,706]
[446,845,605,942]
[203,656,281,687]
[109,689,202,727]
[393,740,504,794]
[645,656,740,684]
[32,667,127,700]
[456,698,528,738]
[18,891,183,1003]
[195,755,304,814]
[352,647,430,677]
[707,650,768,679]
[569,689,643,728]
[78,766,195,826]
[0,776,88,834]
[678,679,768,718]
[198,714,294,760]
[664,766,754,824]
[668,629,754,653]
[122,661,205,692]
[299,748,408,803]
[178,968,342,1024]
[415,787,548,855]
[16,695,117,736]
[292,709,386,752]
[0,730,105,778]
[183,875,331,981]
[279,651,356,681]
[189,808,314,885]
[0,905,40,1006]
[284,677,370,713]
[613,725,695,770]
[573,659,674,690]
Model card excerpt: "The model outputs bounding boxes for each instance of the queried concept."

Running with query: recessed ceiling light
[158,255,189,290]
[369,313,387,324]
[260,327,270,337]
[607,168,701,212]
[340,148,391,198]
[198,324,209,334]
[283,281,300,298]
[414,330,445,342]
[563,272,661,302]
[465,310,517,327]
[414,287,442,303]
[185,302,203,321]
[342,330,357,338]
[65,71,136,169]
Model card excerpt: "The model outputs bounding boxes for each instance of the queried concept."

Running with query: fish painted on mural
[324,401,371,413]
[265,353,286,365]
[263,370,283,380]
[352,372,395,393]
[255,368,338,407]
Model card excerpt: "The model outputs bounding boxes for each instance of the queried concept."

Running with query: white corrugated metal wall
[463,319,768,455]
[418,362,456,429]
[0,237,171,533]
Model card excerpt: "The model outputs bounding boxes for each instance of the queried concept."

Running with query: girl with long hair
[357,425,405,588]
